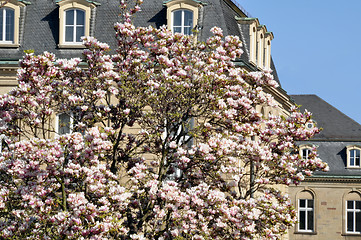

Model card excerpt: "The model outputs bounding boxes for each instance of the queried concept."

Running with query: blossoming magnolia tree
[0,1,328,240]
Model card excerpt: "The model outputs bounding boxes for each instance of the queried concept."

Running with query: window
[64,9,85,43]
[256,31,264,68]
[57,0,98,48]
[56,113,73,135]
[296,190,315,233]
[299,145,314,160]
[298,199,314,232]
[164,0,201,35]
[0,8,15,44]
[349,149,360,167]
[302,148,311,160]
[0,0,25,47]
[346,200,361,233]
[0,134,7,153]
[346,146,361,168]
[263,31,273,70]
[172,9,193,35]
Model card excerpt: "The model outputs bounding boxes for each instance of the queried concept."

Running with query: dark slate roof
[299,141,361,178]
[0,0,281,85]
[291,94,361,141]
[292,95,361,178]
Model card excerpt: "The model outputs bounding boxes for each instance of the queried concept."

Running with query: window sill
[58,44,85,49]
[0,43,20,48]
[294,231,317,235]
[342,233,361,236]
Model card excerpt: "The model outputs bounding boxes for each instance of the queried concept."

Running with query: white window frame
[298,198,314,232]
[57,0,97,48]
[0,7,15,44]
[164,0,200,36]
[172,9,193,35]
[55,112,73,135]
[301,148,311,160]
[346,146,361,168]
[299,145,314,160]
[349,149,360,167]
[64,8,85,44]
[346,200,361,234]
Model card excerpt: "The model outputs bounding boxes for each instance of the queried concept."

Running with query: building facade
[289,95,361,240]
[4,0,358,239]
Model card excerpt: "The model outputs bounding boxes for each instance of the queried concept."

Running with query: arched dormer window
[57,0,99,48]
[346,146,361,168]
[0,8,15,44]
[172,9,193,35]
[0,0,27,47]
[164,0,202,36]
[299,144,315,160]
[257,26,265,69]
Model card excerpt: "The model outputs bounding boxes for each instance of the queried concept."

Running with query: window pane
[66,10,74,25]
[300,199,306,208]
[308,199,313,208]
[5,9,14,42]
[348,211,354,232]
[356,201,361,210]
[184,27,192,35]
[173,10,181,26]
[76,10,85,25]
[65,26,74,42]
[59,113,71,135]
[173,27,181,33]
[184,10,193,27]
[307,210,314,231]
[348,200,354,210]
[302,149,308,159]
[357,212,361,232]
[299,211,306,230]
[351,158,355,166]
[76,26,84,42]
[0,9,3,41]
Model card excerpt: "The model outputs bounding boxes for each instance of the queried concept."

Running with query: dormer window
[302,148,311,160]
[347,146,361,168]
[64,9,85,43]
[299,144,315,160]
[172,9,193,35]
[0,8,15,44]
[164,0,201,36]
[0,0,27,47]
[57,0,99,48]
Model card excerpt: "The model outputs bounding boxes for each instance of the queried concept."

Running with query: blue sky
[238,0,361,124]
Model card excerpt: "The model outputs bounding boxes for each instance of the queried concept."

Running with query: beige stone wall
[289,180,361,240]
[0,66,17,94]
